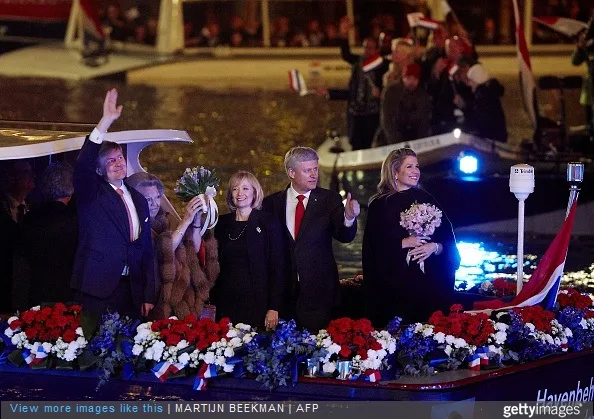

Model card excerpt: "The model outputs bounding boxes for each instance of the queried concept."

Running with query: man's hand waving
[96,88,123,133]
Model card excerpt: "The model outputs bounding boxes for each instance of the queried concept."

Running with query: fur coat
[149,210,219,320]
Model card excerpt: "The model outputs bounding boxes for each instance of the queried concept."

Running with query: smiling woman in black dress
[213,171,285,329]
[362,148,461,327]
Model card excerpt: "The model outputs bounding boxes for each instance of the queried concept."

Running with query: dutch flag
[288,69,308,96]
[473,202,578,311]
[533,16,587,39]
[152,361,186,382]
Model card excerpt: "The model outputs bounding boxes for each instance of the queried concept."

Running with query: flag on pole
[288,69,308,96]
[406,12,425,30]
[473,201,578,311]
[533,16,587,39]
[79,0,105,40]
[512,0,538,129]
[361,54,383,72]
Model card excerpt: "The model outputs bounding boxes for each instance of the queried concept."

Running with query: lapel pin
[144,217,149,222]
[256,227,261,233]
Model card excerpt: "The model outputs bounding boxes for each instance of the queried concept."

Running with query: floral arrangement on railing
[311,317,396,379]
[555,288,594,352]
[495,306,571,363]
[398,304,507,375]
[88,312,139,388]
[4,303,87,368]
[477,278,517,298]
[132,315,231,381]
[2,288,594,390]
[244,319,315,389]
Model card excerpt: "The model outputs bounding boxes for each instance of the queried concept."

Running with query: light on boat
[453,128,461,138]
[458,154,478,174]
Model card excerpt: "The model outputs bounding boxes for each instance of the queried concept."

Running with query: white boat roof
[0,127,192,160]
[318,131,520,170]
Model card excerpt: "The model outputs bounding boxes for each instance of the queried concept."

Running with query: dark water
[0,76,592,293]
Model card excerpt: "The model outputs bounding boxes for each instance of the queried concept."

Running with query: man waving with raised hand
[71,89,155,319]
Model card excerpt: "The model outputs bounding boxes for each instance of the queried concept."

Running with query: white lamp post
[509,164,535,294]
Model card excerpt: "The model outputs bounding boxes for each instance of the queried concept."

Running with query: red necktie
[198,240,206,267]
[116,188,134,241]
[294,195,305,238]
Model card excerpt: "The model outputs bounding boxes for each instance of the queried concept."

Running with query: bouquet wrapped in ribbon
[174,166,220,235]
[399,202,442,272]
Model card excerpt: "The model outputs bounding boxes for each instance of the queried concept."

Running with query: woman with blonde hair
[362,149,460,327]
[213,171,285,329]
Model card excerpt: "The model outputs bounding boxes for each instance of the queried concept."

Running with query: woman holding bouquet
[127,172,220,320]
[213,171,285,329]
[362,148,460,327]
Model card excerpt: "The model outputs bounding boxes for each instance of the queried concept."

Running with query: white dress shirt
[286,185,311,240]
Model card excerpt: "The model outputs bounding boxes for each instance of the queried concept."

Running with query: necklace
[228,221,248,241]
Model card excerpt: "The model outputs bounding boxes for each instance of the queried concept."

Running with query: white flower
[494,331,507,345]
[223,364,235,373]
[4,328,14,338]
[203,352,216,364]
[525,323,535,332]
[494,322,508,332]
[132,344,143,356]
[445,335,456,345]
[453,338,467,349]
[434,332,446,344]
[31,306,40,311]
[176,340,189,350]
[224,347,235,358]
[444,345,453,356]
[7,316,18,325]
[229,337,242,347]
[177,352,190,365]
[422,327,434,337]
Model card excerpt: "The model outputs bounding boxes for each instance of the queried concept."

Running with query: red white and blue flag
[288,69,308,96]
[474,202,578,311]
[361,55,383,73]
[193,363,218,391]
[512,0,538,129]
[362,369,382,382]
[22,346,48,366]
[79,0,105,40]
[152,361,187,382]
[533,16,587,39]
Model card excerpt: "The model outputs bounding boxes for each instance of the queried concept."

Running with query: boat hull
[1,350,593,401]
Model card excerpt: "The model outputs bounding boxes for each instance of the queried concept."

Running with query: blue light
[459,154,478,174]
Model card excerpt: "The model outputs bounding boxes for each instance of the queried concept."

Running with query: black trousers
[75,276,137,319]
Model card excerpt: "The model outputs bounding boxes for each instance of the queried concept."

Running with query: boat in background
[317,131,594,236]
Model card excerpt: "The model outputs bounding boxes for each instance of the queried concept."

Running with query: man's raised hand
[97,88,123,133]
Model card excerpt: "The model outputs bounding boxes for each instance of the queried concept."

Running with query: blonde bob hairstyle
[226,170,264,211]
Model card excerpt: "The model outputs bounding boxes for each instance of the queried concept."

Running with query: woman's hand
[402,235,426,249]
[182,195,205,227]
[264,310,279,330]
[408,242,438,263]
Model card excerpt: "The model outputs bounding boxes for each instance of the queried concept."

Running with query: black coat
[464,79,507,142]
[71,137,156,311]
[213,209,285,327]
[263,186,357,332]
[20,201,78,307]
[362,188,460,327]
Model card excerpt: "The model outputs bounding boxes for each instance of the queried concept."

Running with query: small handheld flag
[533,16,587,39]
[288,69,309,96]
[361,55,383,73]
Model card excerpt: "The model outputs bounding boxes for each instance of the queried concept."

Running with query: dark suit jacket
[213,209,285,326]
[71,137,155,307]
[263,186,357,332]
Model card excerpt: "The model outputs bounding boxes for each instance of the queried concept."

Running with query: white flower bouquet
[174,166,220,235]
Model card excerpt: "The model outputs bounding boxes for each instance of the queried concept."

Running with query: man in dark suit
[263,146,360,332]
[71,89,155,318]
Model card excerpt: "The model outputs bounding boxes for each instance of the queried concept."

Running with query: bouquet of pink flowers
[400,202,442,237]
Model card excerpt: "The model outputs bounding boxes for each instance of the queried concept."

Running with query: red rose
[62,329,77,343]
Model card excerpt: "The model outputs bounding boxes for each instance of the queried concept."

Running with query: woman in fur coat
[127,172,219,319]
